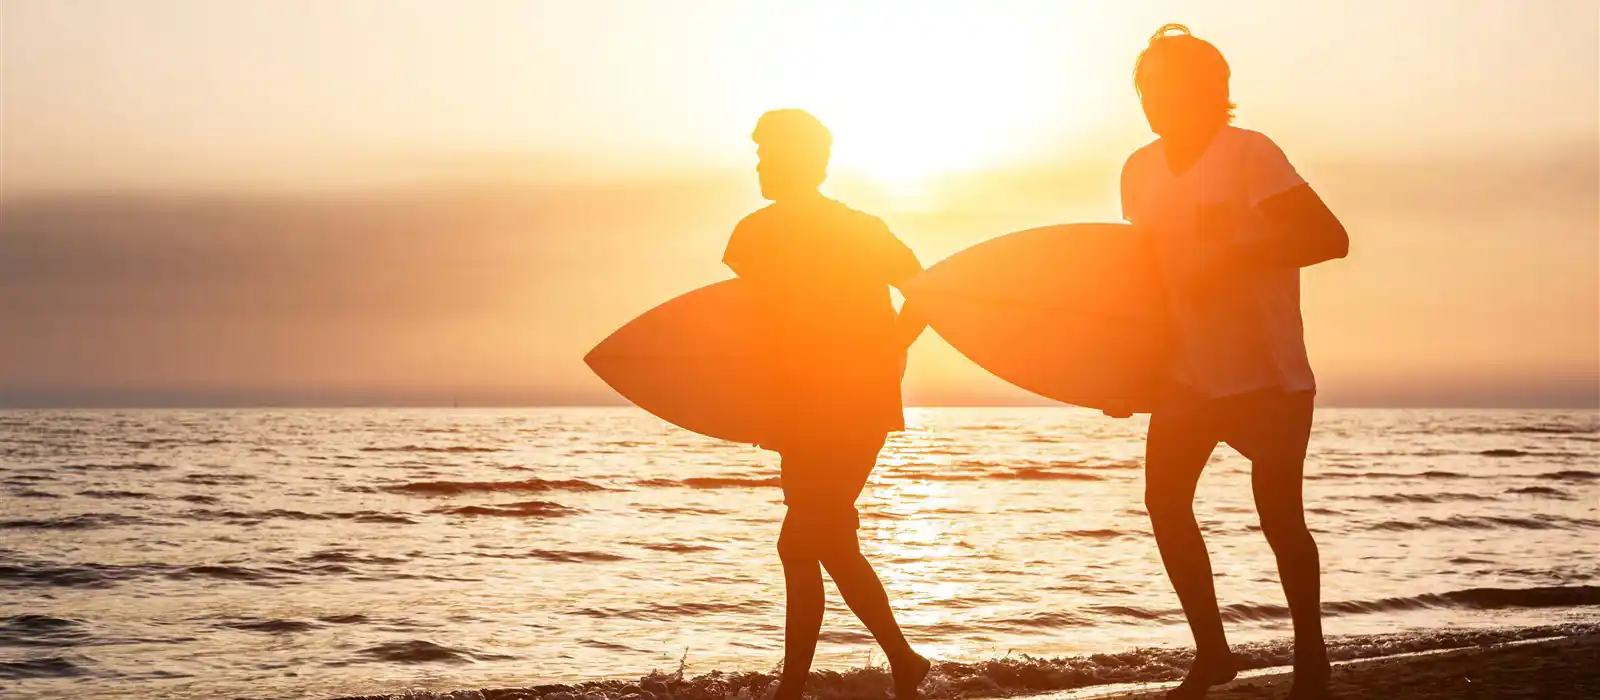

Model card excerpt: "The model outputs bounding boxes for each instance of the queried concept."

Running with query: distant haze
[2,1,1596,407]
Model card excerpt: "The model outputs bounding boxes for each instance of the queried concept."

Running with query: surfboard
[584,279,773,444]
[900,223,1170,413]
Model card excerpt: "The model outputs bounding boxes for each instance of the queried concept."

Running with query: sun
[759,4,1061,191]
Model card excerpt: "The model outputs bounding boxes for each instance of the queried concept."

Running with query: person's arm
[873,221,927,350]
[1229,183,1348,270]
[1235,133,1347,270]
[894,300,927,350]
[723,217,758,278]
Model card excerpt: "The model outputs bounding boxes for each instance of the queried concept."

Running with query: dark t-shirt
[723,197,920,444]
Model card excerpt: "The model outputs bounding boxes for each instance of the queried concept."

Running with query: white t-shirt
[1120,126,1315,398]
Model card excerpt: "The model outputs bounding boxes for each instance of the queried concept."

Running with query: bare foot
[890,653,932,700]
[1164,652,1238,699]
[770,678,805,700]
[1287,661,1332,699]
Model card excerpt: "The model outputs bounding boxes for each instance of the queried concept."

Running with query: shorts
[776,433,887,544]
[1150,385,1315,465]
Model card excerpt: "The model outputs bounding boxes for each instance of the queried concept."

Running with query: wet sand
[1065,635,1600,699]
[333,632,1600,700]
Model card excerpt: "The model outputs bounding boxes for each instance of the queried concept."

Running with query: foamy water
[2,407,1597,699]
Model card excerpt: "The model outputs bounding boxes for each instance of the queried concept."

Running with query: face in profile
[751,109,831,202]
[756,145,822,202]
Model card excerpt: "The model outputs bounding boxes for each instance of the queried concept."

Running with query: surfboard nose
[577,278,770,445]
[900,222,1168,413]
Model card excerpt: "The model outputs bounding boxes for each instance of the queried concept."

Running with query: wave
[1359,492,1498,504]
[359,445,506,453]
[349,639,515,665]
[301,551,408,566]
[0,513,152,531]
[577,638,653,653]
[634,542,721,553]
[0,556,404,590]
[1510,424,1598,435]
[471,548,626,562]
[387,477,610,496]
[1058,528,1131,539]
[219,618,318,634]
[0,654,93,680]
[1003,467,1105,481]
[637,505,732,516]
[1221,585,1600,622]
[177,472,256,486]
[1310,470,1473,480]
[525,549,631,563]
[125,437,227,448]
[3,473,53,482]
[78,489,156,500]
[181,509,417,525]
[0,614,92,648]
[428,500,579,518]
[1506,485,1574,499]
[1479,448,1532,457]
[164,565,279,582]
[0,562,140,589]
[1478,448,1587,458]
[985,610,1093,629]
[1365,514,1600,532]
[61,462,169,472]
[1539,470,1599,481]
[633,477,782,489]
[9,489,59,499]
[571,600,766,621]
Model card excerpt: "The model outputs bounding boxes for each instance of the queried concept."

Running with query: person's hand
[1101,399,1133,419]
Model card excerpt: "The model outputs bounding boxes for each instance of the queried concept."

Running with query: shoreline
[331,622,1600,700]
[1056,633,1600,699]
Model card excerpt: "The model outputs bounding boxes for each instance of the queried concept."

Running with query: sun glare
[761,5,1061,191]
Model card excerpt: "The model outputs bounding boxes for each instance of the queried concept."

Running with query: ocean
[2,407,1597,699]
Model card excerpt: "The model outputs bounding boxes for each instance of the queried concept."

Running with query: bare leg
[818,534,930,698]
[775,524,824,700]
[775,436,926,699]
[1230,394,1327,698]
[1145,408,1235,699]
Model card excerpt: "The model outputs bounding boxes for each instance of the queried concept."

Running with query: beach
[3,407,1595,699]
[1067,634,1600,699]
[329,631,1600,699]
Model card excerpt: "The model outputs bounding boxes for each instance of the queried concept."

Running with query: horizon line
[1,403,1594,411]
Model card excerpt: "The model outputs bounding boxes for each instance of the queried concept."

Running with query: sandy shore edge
[331,629,1600,700]
[1050,633,1600,699]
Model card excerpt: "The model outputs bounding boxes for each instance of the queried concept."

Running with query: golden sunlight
[760,4,1069,190]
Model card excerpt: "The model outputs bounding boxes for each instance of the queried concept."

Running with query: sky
[1,0,1597,407]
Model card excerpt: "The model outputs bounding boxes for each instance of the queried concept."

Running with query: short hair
[1133,23,1235,121]
[752,109,832,162]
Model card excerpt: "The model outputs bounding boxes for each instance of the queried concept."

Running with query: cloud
[1,142,1595,407]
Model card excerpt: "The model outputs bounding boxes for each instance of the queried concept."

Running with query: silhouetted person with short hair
[1116,25,1349,700]
[724,108,931,700]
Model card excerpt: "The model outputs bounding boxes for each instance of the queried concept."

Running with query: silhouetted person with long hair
[724,109,931,700]
[1116,25,1349,699]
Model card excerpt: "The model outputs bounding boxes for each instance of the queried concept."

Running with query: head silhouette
[1134,24,1234,140]
[752,109,831,202]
